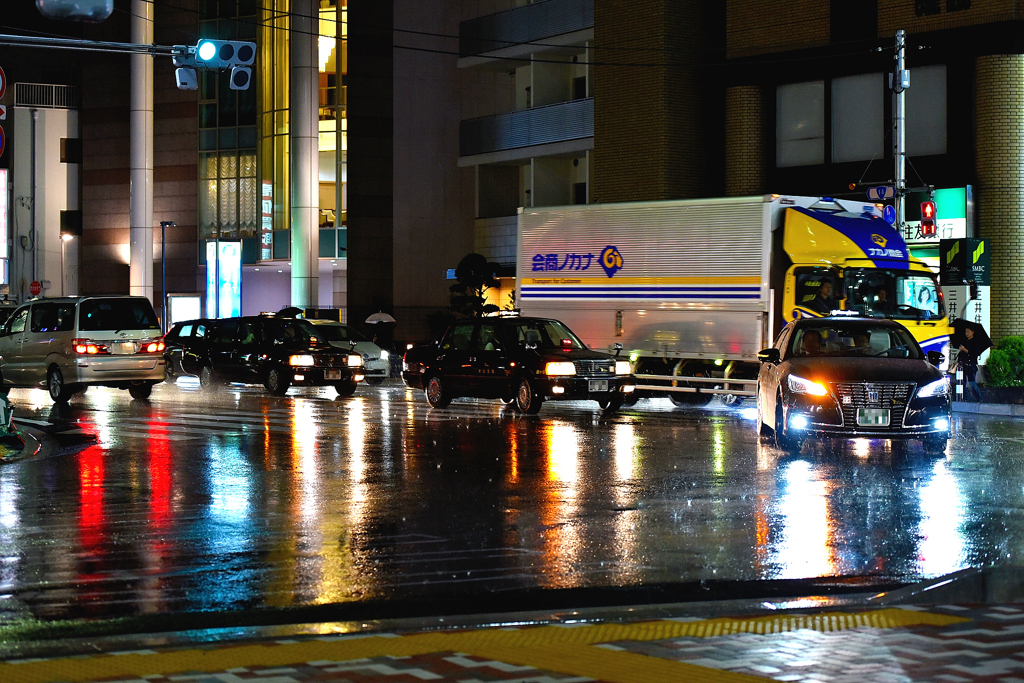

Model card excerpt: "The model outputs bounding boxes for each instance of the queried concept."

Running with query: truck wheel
[47,367,75,403]
[515,377,543,414]
[128,382,153,400]
[264,367,290,396]
[774,392,803,453]
[922,437,947,455]
[335,381,358,398]
[425,375,451,408]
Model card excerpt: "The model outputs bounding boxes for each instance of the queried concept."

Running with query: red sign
[0,67,7,100]
[29,281,41,296]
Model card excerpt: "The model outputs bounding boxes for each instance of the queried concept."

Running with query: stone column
[725,85,765,197]
[975,55,1024,340]
[129,0,154,303]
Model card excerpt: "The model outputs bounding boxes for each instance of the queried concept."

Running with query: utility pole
[893,30,909,232]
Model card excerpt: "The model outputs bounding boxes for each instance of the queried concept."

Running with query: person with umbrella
[951,319,991,402]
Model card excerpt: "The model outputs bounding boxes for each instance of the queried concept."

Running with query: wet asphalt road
[0,378,1022,634]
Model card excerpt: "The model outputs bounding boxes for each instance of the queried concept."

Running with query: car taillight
[139,339,165,353]
[72,338,109,355]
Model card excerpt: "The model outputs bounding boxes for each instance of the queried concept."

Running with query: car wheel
[499,397,516,405]
[670,392,713,407]
[47,367,75,403]
[425,375,451,408]
[598,395,624,413]
[264,366,290,396]
[774,391,803,453]
[364,377,385,386]
[515,377,543,414]
[756,386,772,437]
[199,365,216,388]
[335,381,358,398]
[923,437,948,455]
[128,382,153,400]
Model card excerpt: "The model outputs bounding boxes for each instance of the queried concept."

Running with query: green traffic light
[198,40,216,61]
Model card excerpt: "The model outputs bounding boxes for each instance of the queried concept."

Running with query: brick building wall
[724,85,765,196]
[975,54,1024,340]
[726,0,829,59]
[593,0,720,203]
[81,2,199,300]
[878,0,1020,36]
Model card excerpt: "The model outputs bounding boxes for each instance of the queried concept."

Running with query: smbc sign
[939,238,990,286]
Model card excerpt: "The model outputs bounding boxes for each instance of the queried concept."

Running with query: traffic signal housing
[920,200,937,237]
[173,40,256,90]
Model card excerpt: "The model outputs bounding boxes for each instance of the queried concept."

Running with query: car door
[207,319,239,380]
[0,306,30,385]
[23,303,58,385]
[470,322,511,398]
[230,319,262,381]
[434,322,476,393]
[760,326,792,429]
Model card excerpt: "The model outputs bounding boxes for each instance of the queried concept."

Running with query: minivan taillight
[72,339,109,355]
[139,339,165,353]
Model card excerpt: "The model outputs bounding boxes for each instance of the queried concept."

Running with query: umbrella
[278,306,304,318]
[950,318,992,354]
[365,311,397,324]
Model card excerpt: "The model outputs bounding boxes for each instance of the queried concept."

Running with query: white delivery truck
[516,195,950,405]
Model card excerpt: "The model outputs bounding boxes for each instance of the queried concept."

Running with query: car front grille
[574,359,615,377]
[832,382,915,429]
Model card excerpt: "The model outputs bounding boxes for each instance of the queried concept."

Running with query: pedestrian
[956,327,984,402]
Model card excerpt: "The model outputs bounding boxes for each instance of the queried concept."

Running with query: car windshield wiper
[870,344,909,357]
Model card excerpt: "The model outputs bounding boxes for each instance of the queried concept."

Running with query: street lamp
[60,233,73,296]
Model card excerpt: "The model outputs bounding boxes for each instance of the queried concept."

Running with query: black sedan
[402,316,636,413]
[757,317,951,454]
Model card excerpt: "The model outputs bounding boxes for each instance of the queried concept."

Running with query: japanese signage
[531,246,624,278]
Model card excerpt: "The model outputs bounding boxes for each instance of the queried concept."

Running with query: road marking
[0,609,969,683]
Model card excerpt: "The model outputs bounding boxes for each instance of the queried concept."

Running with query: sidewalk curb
[952,401,1024,417]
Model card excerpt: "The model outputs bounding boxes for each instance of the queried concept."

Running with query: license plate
[110,342,135,355]
[325,369,341,380]
[857,408,890,426]
[588,380,609,392]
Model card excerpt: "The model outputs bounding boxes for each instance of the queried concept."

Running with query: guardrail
[633,374,757,397]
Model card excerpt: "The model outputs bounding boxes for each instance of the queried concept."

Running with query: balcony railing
[460,0,593,57]
[460,98,593,158]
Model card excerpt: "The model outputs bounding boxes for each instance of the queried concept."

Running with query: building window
[832,73,883,163]
[906,64,947,157]
[776,81,824,167]
[200,151,258,239]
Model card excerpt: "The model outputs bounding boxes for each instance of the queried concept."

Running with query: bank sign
[939,238,989,286]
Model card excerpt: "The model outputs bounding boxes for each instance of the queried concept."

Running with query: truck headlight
[346,355,363,367]
[788,374,828,396]
[288,354,315,367]
[545,361,576,376]
[917,378,949,398]
[615,361,632,375]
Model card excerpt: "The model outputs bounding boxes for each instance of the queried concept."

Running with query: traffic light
[920,200,937,237]
[173,40,256,90]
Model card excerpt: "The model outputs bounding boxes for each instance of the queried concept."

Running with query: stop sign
[29,281,41,296]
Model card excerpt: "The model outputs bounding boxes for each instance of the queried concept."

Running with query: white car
[308,320,390,384]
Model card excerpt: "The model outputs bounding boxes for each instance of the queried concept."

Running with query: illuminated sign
[0,168,7,284]
[206,241,242,318]
[261,182,273,260]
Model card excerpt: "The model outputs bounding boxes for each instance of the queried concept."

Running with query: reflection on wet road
[0,380,1021,625]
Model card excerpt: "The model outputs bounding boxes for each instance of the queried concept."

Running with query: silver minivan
[0,296,166,402]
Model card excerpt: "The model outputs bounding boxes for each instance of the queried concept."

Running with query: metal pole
[894,30,908,232]
[161,220,167,331]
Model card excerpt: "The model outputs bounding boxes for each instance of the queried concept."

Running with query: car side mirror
[758,348,781,364]
[613,342,623,357]
[926,350,945,367]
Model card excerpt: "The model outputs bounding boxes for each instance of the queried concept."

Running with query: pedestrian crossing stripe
[0,609,969,683]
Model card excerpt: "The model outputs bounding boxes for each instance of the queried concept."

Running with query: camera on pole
[172,40,256,91]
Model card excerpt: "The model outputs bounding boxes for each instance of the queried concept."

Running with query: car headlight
[917,378,949,398]
[788,374,828,396]
[615,360,632,375]
[545,361,576,376]
[380,350,389,361]
[346,355,363,367]
[288,354,315,367]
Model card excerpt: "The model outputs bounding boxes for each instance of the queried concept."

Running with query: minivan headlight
[615,361,632,375]
[788,374,828,396]
[917,378,949,398]
[288,354,315,367]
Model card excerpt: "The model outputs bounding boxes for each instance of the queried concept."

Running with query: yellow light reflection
[347,398,367,484]
[291,399,320,522]
[712,422,726,474]
[917,459,967,576]
[546,422,580,490]
[773,460,836,579]
[613,422,637,481]
[539,421,583,588]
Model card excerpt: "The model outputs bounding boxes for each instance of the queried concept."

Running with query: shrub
[984,336,1024,387]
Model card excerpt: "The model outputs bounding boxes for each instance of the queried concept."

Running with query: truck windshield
[844,268,944,320]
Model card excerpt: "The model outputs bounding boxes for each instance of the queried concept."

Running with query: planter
[979,386,1024,404]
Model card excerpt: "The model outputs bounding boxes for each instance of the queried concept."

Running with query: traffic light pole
[894,29,908,233]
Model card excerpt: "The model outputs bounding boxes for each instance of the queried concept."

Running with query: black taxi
[402,316,636,413]
[756,316,951,454]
